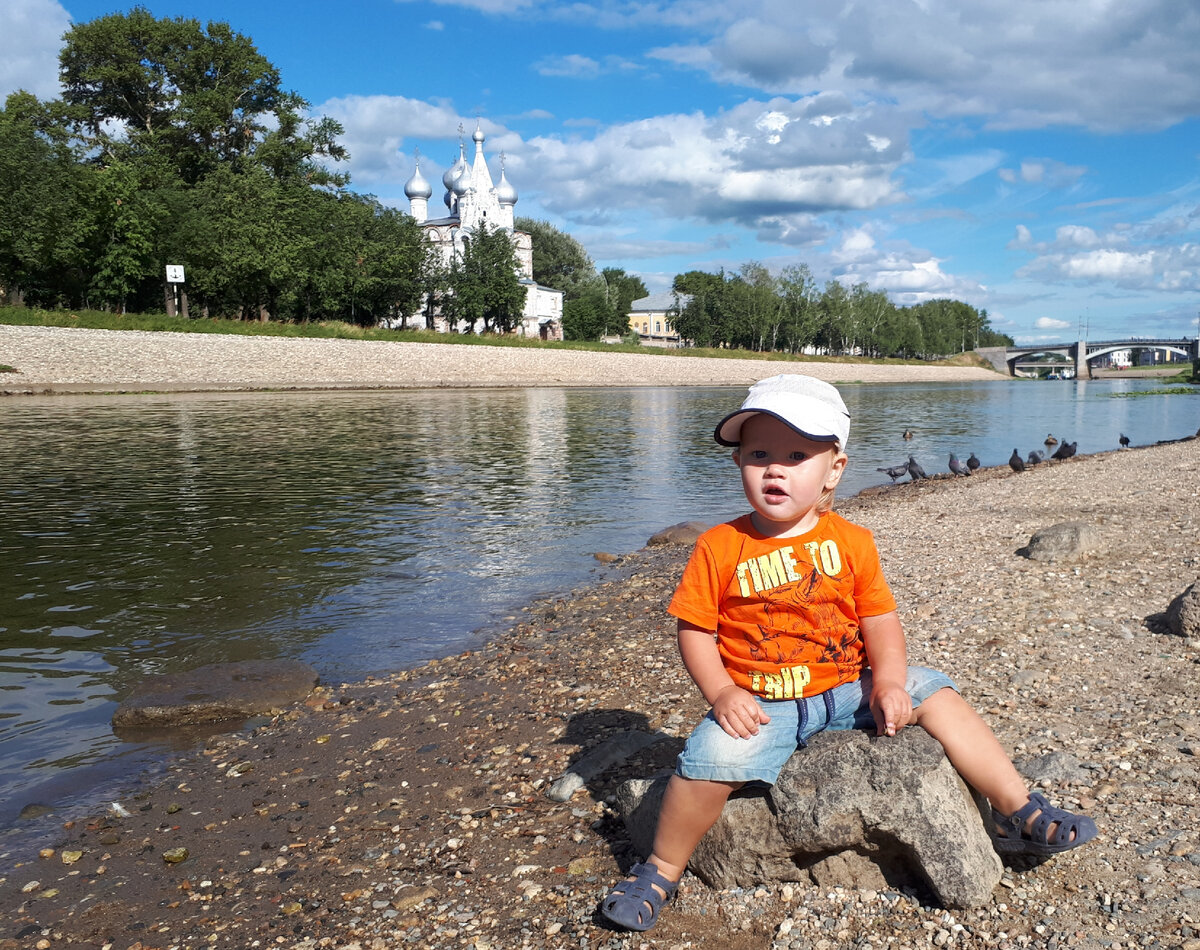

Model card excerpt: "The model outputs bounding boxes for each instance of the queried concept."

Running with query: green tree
[563,290,612,341]
[59,8,346,187]
[514,217,597,299]
[777,263,820,353]
[445,224,526,333]
[599,267,646,337]
[672,269,728,347]
[347,201,430,326]
[0,92,92,306]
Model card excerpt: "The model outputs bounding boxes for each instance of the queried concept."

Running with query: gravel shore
[2,432,1198,949]
[0,324,1000,394]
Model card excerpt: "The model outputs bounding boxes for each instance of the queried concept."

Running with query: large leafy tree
[514,217,598,300]
[59,8,346,186]
[445,224,527,333]
[599,267,644,337]
[0,92,92,306]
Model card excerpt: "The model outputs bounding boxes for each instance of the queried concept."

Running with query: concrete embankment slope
[1,324,1002,394]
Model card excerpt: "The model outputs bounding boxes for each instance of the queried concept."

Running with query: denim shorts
[675,666,957,784]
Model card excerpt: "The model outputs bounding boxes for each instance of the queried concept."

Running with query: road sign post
[165,265,189,319]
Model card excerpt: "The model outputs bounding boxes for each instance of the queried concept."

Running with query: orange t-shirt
[668,512,897,700]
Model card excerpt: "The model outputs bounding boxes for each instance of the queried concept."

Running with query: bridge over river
[978,337,1199,378]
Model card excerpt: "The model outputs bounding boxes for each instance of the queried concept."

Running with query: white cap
[714,374,850,449]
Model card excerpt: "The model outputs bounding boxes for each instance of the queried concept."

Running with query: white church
[403,123,564,340]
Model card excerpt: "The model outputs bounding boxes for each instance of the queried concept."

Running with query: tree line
[669,265,1011,358]
[0,8,528,331]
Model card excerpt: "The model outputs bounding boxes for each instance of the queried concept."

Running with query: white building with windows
[404,123,563,340]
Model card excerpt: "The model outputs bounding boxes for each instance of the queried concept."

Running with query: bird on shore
[907,456,929,480]
[966,453,981,472]
[877,463,910,483]
[1062,441,1078,458]
[1119,433,1131,448]
[1009,449,1025,472]
[1026,450,1045,466]
[1044,434,1058,445]
[1050,441,1071,460]
[949,453,971,476]
[902,429,914,440]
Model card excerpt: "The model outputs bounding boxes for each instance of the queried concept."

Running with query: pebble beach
[0,324,1000,394]
[1,325,1198,950]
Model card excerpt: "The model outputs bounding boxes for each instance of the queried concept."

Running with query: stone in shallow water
[112,659,319,729]
[646,521,710,547]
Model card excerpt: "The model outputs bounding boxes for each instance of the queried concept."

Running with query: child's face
[732,413,847,537]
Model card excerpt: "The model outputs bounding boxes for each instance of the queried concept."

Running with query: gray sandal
[599,861,678,931]
[992,792,1097,855]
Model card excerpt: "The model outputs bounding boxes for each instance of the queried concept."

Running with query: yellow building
[627,293,688,347]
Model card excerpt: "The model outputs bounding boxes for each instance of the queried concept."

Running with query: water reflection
[0,378,1195,825]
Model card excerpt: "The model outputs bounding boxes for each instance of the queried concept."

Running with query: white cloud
[520,96,909,232]
[0,0,70,101]
[825,227,986,305]
[314,95,527,193]
[632,0,1200,132]
[534,54,601,79]
[533,53,641,78]
[1035,317,1072,330]
[424,20,445,30]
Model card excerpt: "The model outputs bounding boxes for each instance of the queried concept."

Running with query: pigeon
[1026,450,1044,466]
[949,453,971,476]
[877,463,910,483]
[1062,441,1078,459]
[1050,441,1071,460]
[966,452,981,472]
[1008,449,1025,472]
[1044,433,1058,445]
[1119,433,1130,448]
[907,455,929,480]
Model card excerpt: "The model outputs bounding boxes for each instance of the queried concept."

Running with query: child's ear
[825,451,848,488]
[731,449,741,467]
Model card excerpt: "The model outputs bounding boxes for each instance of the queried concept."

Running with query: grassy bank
[0,305,999,372]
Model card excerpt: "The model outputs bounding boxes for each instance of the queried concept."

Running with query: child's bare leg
[911,688,1029,813]
[644,775,740,883]
[913,687,1091,847]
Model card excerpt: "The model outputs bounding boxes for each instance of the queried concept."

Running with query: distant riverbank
[1,324,1002,394]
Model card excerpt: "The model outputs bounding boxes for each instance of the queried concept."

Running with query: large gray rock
[112,659,318,729]
[615,728,1002,909]
[1166,581,1200,641]
[1017,521,1100,562]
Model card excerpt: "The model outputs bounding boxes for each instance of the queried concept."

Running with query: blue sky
[4,0,1200,344]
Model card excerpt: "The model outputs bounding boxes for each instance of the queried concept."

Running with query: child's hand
[870,680,913,737]
[711,685,771,739]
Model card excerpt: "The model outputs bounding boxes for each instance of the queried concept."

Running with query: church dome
[495,167,517,205]
[404,162,432,200]
[472,123,486,144]
[442,146,466,190]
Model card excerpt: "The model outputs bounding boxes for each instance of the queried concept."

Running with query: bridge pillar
[1074,340,1090,379]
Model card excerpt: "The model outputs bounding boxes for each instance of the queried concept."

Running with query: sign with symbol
[166,264,185,283]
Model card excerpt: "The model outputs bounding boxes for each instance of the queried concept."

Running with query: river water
[1,377,1195,829]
